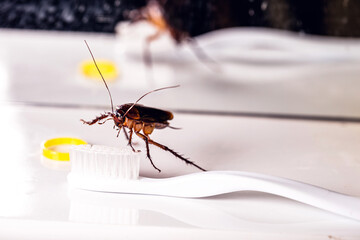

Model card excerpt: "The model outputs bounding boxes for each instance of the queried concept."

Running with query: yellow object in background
[81,59,118,82]
[42,137,87,161]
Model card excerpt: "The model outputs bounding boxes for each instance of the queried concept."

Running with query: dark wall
[0,0,359,37]
[0,0,145,33]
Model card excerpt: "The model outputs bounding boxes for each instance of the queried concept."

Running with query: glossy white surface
[0,105,360,239]
[0,29,360,239]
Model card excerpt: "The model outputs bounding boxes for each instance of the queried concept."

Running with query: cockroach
[80,40,205,172]
[124,0,219,71]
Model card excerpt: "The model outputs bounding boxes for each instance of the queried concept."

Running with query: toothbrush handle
[140,171,360,221]
[68,171,360,221]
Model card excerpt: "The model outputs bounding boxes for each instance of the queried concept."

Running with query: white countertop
[0,104,360,239]
[0,29,360,239]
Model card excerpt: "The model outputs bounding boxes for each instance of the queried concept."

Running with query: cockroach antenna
[123,85,180,119]
[84,40,114,113]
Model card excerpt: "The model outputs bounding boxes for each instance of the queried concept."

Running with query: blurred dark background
[0,0,359,37]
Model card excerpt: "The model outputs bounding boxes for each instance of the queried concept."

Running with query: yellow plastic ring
[42,137,87,161]
[81,59,118,81]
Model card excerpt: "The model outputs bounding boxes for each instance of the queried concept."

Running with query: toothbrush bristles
[70,145,140,180]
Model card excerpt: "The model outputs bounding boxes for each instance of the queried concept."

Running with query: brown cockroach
[80,40,205,172]
[125,0,219,71]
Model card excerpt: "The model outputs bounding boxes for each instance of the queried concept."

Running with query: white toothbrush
[68,144,360,221]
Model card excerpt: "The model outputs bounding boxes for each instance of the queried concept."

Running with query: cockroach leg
[81,113,110,125]
[186,37,221,73]
[116,126,122,137]
[144,30,162,67]
[122,127,129,139]
[123,127,140,149]
[150,138,206,171]
[143,30,163,84]
[135,132,161,172]
[127,129,140,153]
[99,118,112,125]
[136,132,206,172]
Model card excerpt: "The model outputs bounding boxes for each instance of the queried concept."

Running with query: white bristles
[70,145,140,180]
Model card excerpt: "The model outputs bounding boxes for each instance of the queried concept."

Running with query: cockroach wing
[118,104,173,123]
[135,104,174,123]
[117,103,141,120]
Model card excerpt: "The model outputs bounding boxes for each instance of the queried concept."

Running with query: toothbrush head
[70,145,140,180]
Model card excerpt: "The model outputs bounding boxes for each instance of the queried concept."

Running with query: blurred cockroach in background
[120,0,360,71]
[123,0,223,71]
[81,40,206,172]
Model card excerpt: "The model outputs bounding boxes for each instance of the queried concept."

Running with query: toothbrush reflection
[68,189,360,233]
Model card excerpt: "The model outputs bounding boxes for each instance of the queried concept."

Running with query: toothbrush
[68,144,360,221]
